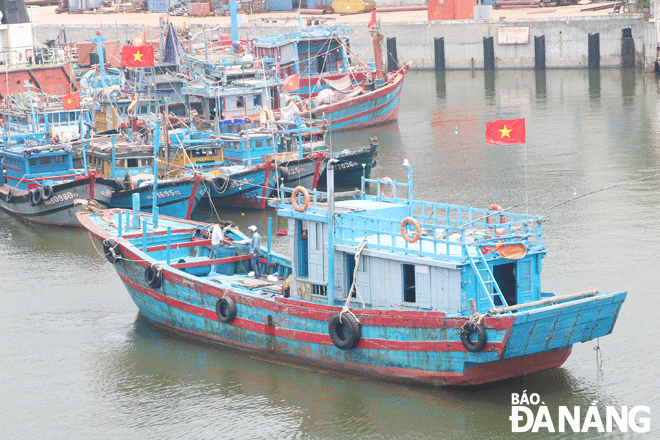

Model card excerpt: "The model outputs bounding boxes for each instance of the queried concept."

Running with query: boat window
[38,114,44,124]
[312,284,327,297]
[61,113,69,122]
[29,158,37,166]
[254,94,261,107]
[54,155,66,163]
[70,112,77,120]
[237,96,244,109]
[403,264,416,303]
[52,113,59,123]
[115,159,126,167]
[127,158,139,167]
[144,159,153,167]
[39,156,51,165]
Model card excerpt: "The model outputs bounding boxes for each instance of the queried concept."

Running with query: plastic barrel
[215,245,236,275]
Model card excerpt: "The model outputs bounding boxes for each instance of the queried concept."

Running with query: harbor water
[1,69,659,439]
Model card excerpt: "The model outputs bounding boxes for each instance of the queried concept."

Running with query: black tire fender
[102,238,122,264]
[40,184,54,201]
[328,312,361,350]
[6,188,14,202]
[216,297,236,323]
[460,322,487,352]
[144,263,163,289]
[29,188,42,206]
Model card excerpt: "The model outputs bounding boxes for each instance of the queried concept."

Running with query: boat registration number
[146,190,182,200]
[337,161,359,170]
[44,191,79,206]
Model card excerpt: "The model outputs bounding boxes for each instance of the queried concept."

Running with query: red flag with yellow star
[121,45,154,68]
[62,92,80,110]
[485,118,525,144]
[283,73,300,92]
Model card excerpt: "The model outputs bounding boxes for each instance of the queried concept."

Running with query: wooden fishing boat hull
[318,142,377,188]
[109,175,206,220]
[78,211,626,387]
[310,65,409,132]
[0,176,120,227]
[207,164,276,210]
[275,154,327,194]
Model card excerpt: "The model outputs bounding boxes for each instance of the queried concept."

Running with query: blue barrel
[215,245,236,275]
[177,257,212,277]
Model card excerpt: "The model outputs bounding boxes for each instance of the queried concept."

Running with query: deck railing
[279,179,543,263]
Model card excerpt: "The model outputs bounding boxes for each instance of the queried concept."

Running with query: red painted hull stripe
[119,273,508,353]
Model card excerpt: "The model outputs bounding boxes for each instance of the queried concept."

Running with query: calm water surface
[1,70,659,439]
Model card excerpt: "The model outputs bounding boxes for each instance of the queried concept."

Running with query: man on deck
[248,225,261,279]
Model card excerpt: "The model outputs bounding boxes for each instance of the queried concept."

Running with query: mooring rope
[339,238,369,323]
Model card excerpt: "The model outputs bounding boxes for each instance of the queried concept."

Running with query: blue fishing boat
[88,136,207,219]
[77,161,626,386]
[161,128,277,210]
[0,142,121,227]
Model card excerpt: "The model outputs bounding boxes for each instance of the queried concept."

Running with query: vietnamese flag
[367,10,377,28]
[283,73,300,92]
[121,45,155,68]
[485,118,525,144]
[62,92,80,110]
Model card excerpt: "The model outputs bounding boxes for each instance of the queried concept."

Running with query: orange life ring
[380,177,394,198]
[400,216,421,243]
[291,186,310,212]
[486,204,505,225]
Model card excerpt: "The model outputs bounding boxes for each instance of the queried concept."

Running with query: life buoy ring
[29,188,42,206]
[380,177,394,198]
[486,204,505,225]
[144,263,163,289]
[400,217,421,244]
[215,297,236,323]
[460,322,487,352]
[102,238,122,264]
[40,185,54,201]
[328,312,361,350]
[291,186,310,212]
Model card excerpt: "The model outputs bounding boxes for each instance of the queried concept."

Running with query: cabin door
[493,262,517,307]
[346,253,370,302]
[307,221,326,283]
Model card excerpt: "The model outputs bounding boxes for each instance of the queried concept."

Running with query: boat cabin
[2,144,80,191]
[3,99,88,141]
[87,139,154,183]
[159,129,224,177]
[251,25,367,98]
[277,168,545,315]
[182,77,282,125]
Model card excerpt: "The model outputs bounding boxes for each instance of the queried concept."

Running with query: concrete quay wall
[34,15,657,71]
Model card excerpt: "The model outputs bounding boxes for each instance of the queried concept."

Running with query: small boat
[318,137,378,188]
[0,144,121,227]
[78,162,626,386]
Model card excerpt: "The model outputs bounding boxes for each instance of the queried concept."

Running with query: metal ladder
[467,248,508,312]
